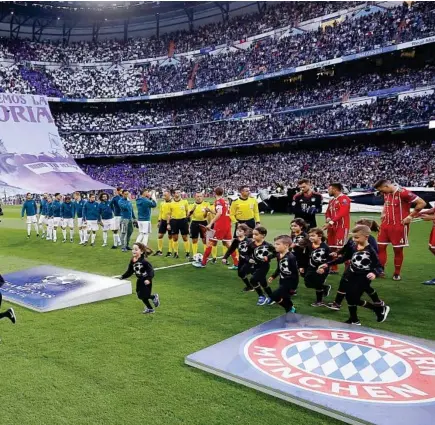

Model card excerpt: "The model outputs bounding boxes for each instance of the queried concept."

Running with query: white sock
[143,234,149,246]
[62,229,67,239]
[53,228,57,242]
[27,223,31,236]
[79,229,83,242]
[136,233,143,243]
[113,233,118,246]
[117,234,122,246]
[103,231,108,244]
[85,232,90,242]
[70,229,74,240]
[33,223,39,234]
[47,227,52,239]
[91,233,96,244]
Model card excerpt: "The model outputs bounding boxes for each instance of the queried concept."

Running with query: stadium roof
[0,1,263,42]
[2,1,209,20]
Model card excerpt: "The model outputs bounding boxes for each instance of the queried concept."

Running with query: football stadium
[1,2,435,425]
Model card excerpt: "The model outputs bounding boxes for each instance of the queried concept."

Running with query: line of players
[187,180,435,324]
[20,188,236,259]
[21,189,155,249]
[20,179,435,281]
[187,184,392,325]
[292,179,434,283]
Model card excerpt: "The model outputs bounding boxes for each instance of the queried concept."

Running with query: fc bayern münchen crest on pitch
[244,329,435,403]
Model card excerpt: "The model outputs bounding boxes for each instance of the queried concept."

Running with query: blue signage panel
[1,266,132,312]
[186,314,435,425]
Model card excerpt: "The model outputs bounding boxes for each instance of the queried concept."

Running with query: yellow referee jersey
[189,201,210,221]
[230,197,260,223]
[169,199,189,220]
[158,200,172,221]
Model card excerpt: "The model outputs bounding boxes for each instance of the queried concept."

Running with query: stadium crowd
[62,93,435,156]
[81,141,435,194]
[55,65,435,132]
[0,2,359,63]
[0,2,434,99]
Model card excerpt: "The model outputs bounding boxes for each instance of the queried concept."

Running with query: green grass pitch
[1,205,434,425]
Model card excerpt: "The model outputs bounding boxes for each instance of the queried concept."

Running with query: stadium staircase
[168,40,176,58]
[187,62,199,89]
[395,18,407,43]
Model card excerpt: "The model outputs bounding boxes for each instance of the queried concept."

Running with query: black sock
[242,278,252,289]
[280,298,293,312]
[0,311,8,319]
[253,285,263,296]
[264,286,273,297]
[335,292,346,305]
[316,290,323,303]
[143,299,153,309]
[367,289,381,304]
[348,305,358,322]
[360,300,375,310]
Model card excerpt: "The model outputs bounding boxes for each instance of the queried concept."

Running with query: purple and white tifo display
[185,314,435,425]
[1,266,132,312]
[0,94,112,195]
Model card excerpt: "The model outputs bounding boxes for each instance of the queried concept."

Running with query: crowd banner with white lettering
[0,94,113,195]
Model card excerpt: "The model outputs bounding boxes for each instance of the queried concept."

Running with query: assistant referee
[230,186,260,236]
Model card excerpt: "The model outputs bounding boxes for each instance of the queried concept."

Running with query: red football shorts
[429,226,435,249]
[378,223,410,247]
[327,227,348,248]
[210,225,232,242]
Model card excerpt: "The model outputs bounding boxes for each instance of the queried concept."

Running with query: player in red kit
[374,179,426,281]
[192,187,239,268]
[324,183,351,274]
[417,207,435,285]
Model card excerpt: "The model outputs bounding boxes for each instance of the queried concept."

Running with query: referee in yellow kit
[230,186,260,236]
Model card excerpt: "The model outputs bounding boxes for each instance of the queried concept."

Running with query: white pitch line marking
[154,256,224,272]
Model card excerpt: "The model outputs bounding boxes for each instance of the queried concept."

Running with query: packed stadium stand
[1,0,435,192]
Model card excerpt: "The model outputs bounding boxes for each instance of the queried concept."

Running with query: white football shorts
[86,220,99,232]
[138,220,152,234]
[102,218,115,231]
[26,215,37,224]
[62,218,74,228]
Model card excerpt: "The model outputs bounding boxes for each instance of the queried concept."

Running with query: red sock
[378,244,387,268]
[231,251,239,266]
[330,249,338,272]
[202,246,213,265]
[393,247,404,275]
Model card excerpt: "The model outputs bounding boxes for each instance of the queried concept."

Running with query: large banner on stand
[0,94,112,195]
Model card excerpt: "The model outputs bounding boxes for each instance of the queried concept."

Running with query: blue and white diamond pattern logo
[285,341,410,383]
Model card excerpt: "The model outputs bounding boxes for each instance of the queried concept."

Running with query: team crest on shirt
[351,251,372,270]
[244,329,435,403]
[279,258,292,276]
[310,248,327,265]
[293,235,306,245]
[254,246,271,260]
[133,262,148,277]
[239,241,249,254]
